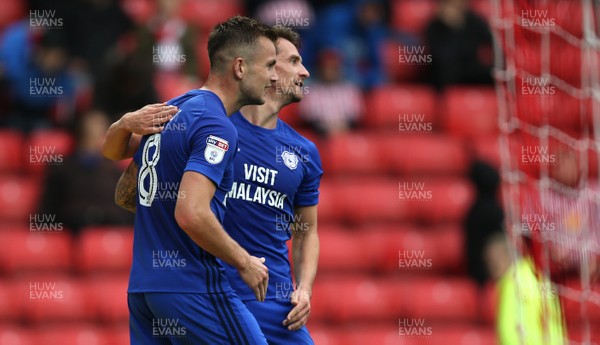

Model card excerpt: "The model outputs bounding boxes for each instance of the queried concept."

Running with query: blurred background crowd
[0,0,515,344]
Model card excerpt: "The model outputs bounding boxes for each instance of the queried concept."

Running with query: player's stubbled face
[240,36,278,105]
[274,38,310,104]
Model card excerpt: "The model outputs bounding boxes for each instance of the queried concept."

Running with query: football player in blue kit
[103,16,279,345]
[103,26,322,344]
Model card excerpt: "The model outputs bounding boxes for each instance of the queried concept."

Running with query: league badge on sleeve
[281,151,299,170]
[205,135,229,164]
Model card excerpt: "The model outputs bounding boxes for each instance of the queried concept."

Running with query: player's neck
[200,76,239,116]
[240,99,282,129]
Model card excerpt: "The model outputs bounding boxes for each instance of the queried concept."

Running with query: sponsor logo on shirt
[204,135,229,164]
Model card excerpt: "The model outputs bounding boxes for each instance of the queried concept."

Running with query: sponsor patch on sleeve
[204,135,229,164]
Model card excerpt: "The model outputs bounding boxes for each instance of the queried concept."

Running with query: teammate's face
[240,36,278,106]
[273,38,310,104]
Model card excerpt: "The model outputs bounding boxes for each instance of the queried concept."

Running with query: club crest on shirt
[205,135,229,164]
[281,151,298,170]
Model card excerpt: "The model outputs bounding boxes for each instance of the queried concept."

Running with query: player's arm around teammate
[285,205,319,331]
[102,103,178,160]
[105,107,272,302]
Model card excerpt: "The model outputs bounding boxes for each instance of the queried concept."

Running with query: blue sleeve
[294,141,323,207]
[184,104,237,186]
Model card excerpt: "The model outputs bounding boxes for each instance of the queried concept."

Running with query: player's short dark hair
[270,25,301,49]
[207,16,277,71]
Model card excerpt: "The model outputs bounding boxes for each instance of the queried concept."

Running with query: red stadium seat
[384,226,464,273]
[322,133,388,174]
[88,276,129,322]
[34,325,112,345]
[306,325,346,345]
[316,276,399,322]
[404,278,479,321]
[0,176,40,222]
[0,223,30,233]
[19,278,94,323]
[365,85,437,130]
[107,326,130,345]
[319,226,383,272]
[179,0,243,30]
[336,178,410,224]
[315,180,338,222]
[0,282,22,322]
[404,178,474,224]
[0,131,24,173]
[26,130,74,174]
[343,326,412,345]
[120,0,155,24]
[0,0,24,30]
[388,135,468,175]
[416,326,497,345]
[442,87,497,139]
[389,229,437,274]
[278,102,302,128]
[391,0,437,36]
[0,325,35,345]
[0,231,73,273]
[76,226,133,273]
[356,224,407,273]
[432,226,465,272]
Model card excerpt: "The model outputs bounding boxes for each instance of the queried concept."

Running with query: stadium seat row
[317,224,465,273]
[0,227,132,274]
[0,130,74,175]
[0,176,474,224]
[318,178,474,224]
[0,128,500,177]
[2,321,599,345]
[0,224,466,275]
[391,0,582,38]
[0,274,488,324]
[0,323,502,345]
[321,133,472,175]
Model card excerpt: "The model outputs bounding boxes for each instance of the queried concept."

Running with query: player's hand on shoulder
[238,256,269,302]
[283,288,311,331]
[121,103,178,135]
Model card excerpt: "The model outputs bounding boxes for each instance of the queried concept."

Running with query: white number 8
[138,133,161,207]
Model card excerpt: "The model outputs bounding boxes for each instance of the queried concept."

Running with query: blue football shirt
[128,89,238,294]
[222,111,323,301]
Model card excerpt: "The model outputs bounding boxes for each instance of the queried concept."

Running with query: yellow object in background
[497,258,566,345]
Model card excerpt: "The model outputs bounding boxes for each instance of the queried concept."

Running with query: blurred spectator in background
[38,110,133,236]
[61,0,133,81]
[299,48,364,137]
[250,0,315,31]
[300,0,395,90]
[93,43,159,121]
[0,24,75,132]
[133,0,199,81]
[464,160,504,287]
[424,0,494,91]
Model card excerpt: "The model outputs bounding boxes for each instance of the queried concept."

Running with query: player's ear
[233,57,244,80]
